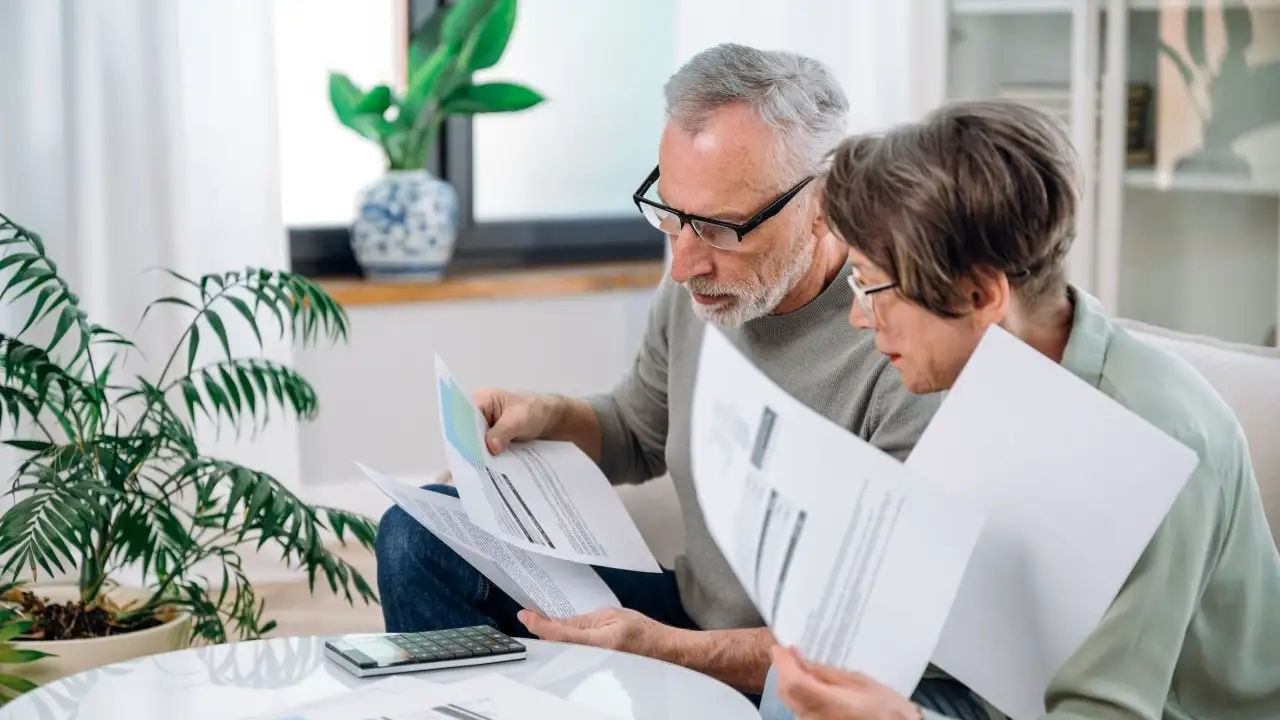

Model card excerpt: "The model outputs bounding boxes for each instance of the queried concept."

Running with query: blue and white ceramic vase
[351,170,460,280]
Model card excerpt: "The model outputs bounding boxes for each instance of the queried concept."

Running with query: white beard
[686,235,817,327]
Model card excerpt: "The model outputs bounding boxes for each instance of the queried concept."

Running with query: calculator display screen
[344,638,414,665]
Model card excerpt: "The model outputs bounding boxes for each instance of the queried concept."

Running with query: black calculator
[324,625,527,678]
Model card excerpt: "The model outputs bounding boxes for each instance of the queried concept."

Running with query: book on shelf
[995,82,1154,167]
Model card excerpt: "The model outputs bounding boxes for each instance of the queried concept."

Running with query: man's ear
[810,208,830,242]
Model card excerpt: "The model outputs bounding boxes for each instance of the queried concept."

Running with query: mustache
[684,277,746,296]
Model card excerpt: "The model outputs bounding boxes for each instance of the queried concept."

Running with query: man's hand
[517,607,676,659]
[771,646,922,720]
[472,388,560,454]
[473,388,603,461]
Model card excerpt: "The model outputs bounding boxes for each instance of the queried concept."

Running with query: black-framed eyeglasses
[631,165,813,250]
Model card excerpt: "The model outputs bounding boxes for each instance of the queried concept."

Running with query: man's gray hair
[663,43,849,184]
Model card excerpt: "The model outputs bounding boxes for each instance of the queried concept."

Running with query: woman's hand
[770,645,923,720]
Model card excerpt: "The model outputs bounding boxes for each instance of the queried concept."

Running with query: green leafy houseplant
[329,0,545,170]
[0,213,378,650]
[0,583,48,706]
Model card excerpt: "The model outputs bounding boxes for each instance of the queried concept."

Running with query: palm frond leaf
[0,470,106,580]
[0,214,96,367]
[172,358,320,431]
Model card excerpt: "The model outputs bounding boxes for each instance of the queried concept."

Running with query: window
[276,0,671,277]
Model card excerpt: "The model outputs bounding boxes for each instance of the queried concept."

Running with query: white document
[690,328,986,696]
[434,355,660,573]
[416,673,622,720]
[250,674,619,720]
[246,676,439,720]
[906,325,1198,720]
[358,463,620,619]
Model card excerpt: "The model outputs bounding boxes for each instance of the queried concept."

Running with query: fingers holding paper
[472,386,556,454]
[770,646,920,720]
[437,355,660,573]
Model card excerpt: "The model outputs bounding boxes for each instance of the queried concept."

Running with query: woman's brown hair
[823,99,1081,318]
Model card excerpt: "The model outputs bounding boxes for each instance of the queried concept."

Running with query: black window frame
[288,0,664,278]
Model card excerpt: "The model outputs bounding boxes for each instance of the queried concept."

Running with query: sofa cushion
[1119,319,1280,546]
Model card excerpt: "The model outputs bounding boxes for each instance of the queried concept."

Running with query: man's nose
[668,225,713,284]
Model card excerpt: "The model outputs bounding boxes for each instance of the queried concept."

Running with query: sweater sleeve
[581,278,674,486]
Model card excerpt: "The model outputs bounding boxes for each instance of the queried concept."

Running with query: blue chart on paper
[439,377,487,471]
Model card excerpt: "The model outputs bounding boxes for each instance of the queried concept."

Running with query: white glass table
[0,636,760,719]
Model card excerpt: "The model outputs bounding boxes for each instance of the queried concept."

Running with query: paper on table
[689,327,985,696]
[434,355,660,573]
[416,673,623,720]
[358,463,620,619]
[246,676,439,720]
[906,325,1198,720]
[249,673,620,720]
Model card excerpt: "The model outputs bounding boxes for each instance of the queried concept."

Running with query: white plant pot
[351,169,460,281]
[1,584,191,686]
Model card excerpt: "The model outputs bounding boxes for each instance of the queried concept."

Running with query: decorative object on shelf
[0,214,378,684]
[1266,324,1277,348]
[328,0,544,281]
[1156,4,1280,179]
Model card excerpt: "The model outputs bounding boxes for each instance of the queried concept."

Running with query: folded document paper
[905,326,1197,720]
[434,354,660,573]
[359,464,619,619]
[689,327,986,696]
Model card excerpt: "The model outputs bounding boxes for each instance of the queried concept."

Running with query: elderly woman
[759,100,1280,720]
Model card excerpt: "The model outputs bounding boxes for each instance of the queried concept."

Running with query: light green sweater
[927,288,1280,720]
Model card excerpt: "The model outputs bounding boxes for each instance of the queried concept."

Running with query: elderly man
[373,43,939,695]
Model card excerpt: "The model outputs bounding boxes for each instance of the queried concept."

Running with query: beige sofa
[617,321,1280,568]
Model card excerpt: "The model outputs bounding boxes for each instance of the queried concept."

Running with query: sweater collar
[735,263,854,343]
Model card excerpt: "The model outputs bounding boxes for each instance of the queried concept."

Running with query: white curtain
[673,0,943,135]
[0,2,302,509]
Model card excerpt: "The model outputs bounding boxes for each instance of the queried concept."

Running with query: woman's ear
[966,267,1010,323]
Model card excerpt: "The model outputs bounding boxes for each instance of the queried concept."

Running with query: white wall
[295,288,656,518]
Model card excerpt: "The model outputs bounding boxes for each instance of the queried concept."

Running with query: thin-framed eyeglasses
[632,165,813,250]
[847,270,897,327]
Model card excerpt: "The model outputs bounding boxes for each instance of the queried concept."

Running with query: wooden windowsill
[318,260,665,307]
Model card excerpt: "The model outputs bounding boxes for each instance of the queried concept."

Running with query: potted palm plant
[329,0,544,280]
[0,214,379,690]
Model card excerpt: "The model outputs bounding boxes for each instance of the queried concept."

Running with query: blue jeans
[759,665,992,720]
[375,484,699,638]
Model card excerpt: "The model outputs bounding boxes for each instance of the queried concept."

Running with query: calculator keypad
[387,625,525,664]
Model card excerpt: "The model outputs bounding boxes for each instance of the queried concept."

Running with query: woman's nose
[848,301,873,330]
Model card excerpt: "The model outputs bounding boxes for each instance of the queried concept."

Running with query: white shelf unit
[941,0,1280,347]
[955,0,1280,14]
